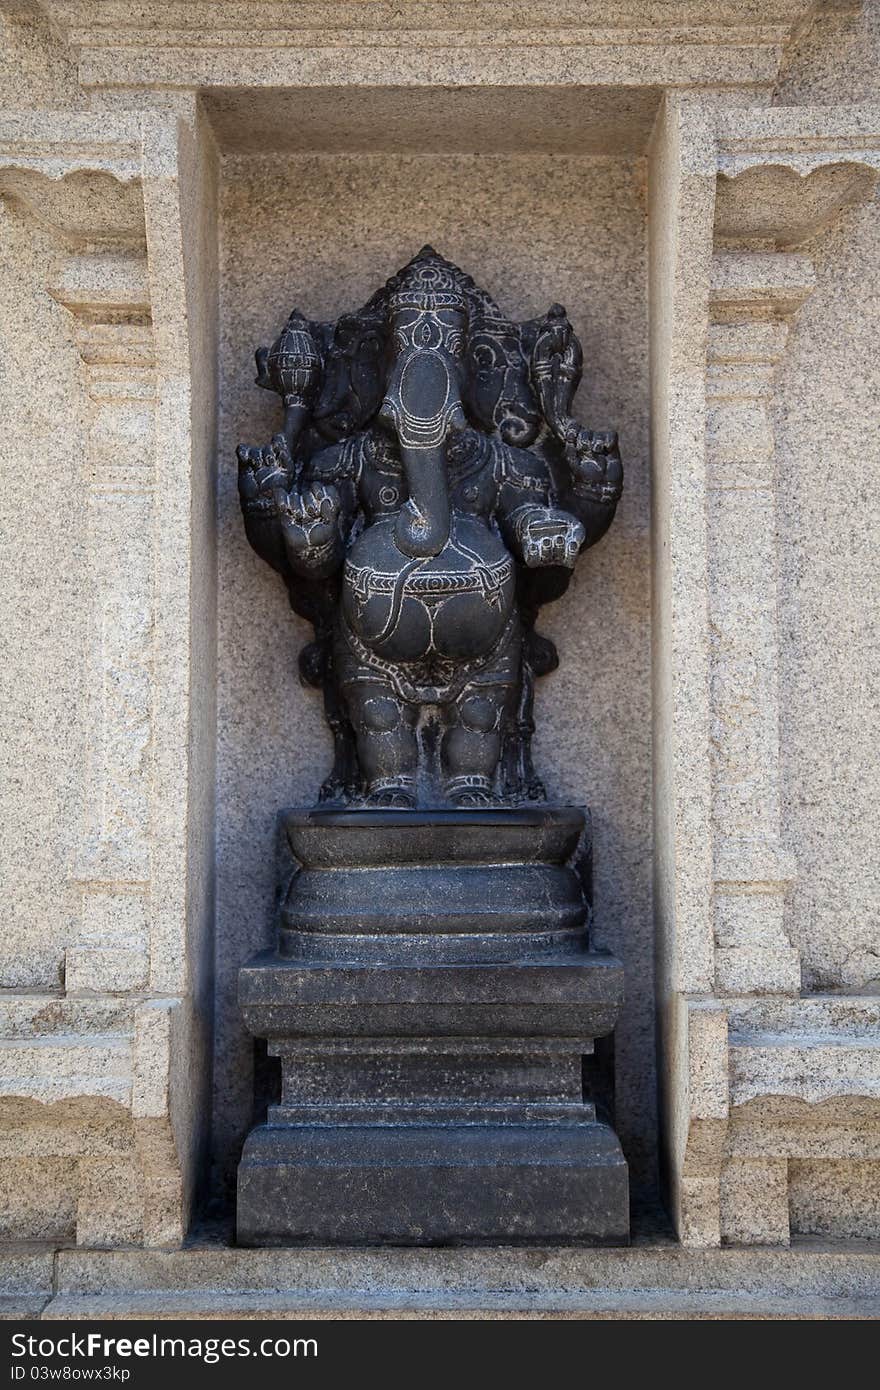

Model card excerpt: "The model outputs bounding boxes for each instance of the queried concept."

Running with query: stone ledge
[17,1241,880,1320]
[0,997,137,1115]
[0,997,190,1246]
[0,1247,55,1321]
[0,1036,133,1107]
[36,1289,880,1320]
[730,1040,880,1109]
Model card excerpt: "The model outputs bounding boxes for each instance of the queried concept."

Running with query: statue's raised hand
[519,508,585,570]
[277,481,342,565]
[236,432,294,505]
[565,427,623,505]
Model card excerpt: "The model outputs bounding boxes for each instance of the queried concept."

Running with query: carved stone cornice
[25,0,851,94]
[712,104,880,250]
[0,111,142,176]
[0,113,145,254]
[41,0,828,47]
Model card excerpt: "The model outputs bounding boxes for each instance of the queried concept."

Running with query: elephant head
[465,315,542,448]
[377,249,470,559]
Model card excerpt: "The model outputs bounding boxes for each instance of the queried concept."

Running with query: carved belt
[345,555,513,609]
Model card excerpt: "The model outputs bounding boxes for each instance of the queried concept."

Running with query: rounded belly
[343,515,515,664]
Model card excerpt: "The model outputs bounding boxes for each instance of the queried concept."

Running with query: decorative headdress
[384,246,473,316]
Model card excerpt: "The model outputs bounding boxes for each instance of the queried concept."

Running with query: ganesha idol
[237,247,622,808]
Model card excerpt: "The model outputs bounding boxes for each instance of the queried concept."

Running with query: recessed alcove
[206,85,657,1216]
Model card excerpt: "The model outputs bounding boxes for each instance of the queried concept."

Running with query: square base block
[239,948,623,1040]
[237,1121,629,1246]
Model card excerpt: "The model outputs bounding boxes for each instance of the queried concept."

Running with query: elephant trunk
[394,444,451,558]
[380,347,465,559]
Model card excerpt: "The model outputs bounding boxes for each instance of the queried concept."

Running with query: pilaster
[652,96,880,1247]
[49,252,155,995]
[705,251,811,994]
[0,110,216,1247]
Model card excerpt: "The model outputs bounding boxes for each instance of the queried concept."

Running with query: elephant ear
[312,307,388,442]
[465,314,542,448]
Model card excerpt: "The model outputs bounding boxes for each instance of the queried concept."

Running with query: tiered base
[236,807,629,1246]
[238,1122,627,1246]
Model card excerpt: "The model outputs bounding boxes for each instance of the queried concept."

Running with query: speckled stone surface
[774,192,880,994]
[789,1161,880,1239]
[29,1240,880,1320]
[213,149,654,1202]
[0,99,219,1248]
[0,199,88,989]
[0,1246,54,1320]
[33,0,820,97]
[2,0,880,1268]
[774,2,880,107]
[647,86,880,1247]
[770,0,880,1003]
[0,7,85,111]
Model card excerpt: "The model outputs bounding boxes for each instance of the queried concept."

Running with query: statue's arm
[528,305,623,549]
[277,483,345,580]
[558,427,623,550]
[276,438,353,580]
[238,433,351,581]
[238,310,335,577]
[237,433,295,577]
[496,447,584,570]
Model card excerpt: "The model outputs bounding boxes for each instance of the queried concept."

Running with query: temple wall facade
[0,0,878,1317]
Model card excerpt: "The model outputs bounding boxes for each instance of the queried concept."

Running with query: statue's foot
[368,789,417,808]
[451,788,496,807]
[445,775,496,808]
[365,778,417,809]
[318,776,346,804]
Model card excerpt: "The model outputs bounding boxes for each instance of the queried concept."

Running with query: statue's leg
[345,679,418,807]
[516,658,547,802]
[499,658,530,803]
[319,674,360,804]
[441,684,513,806]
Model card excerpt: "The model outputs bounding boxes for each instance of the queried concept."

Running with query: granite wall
[773,0,880,996]
[0,0,94,998]
[769,1,880,1238]
[0,199,88,988]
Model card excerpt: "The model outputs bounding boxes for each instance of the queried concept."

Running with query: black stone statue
[234,250,629,1248]
[238,247,621,808]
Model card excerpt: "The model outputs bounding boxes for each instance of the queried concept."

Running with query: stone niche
[212,87,655,1210]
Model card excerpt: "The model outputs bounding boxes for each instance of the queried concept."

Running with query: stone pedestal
[236,808,629,1246]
